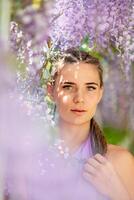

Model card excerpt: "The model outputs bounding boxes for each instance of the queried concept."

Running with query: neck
[57,118,90,153]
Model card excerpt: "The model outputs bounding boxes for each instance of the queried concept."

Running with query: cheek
[85,93,100,106]
[88,89,102,103]
[55,95,72,110]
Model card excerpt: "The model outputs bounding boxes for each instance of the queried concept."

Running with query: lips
[71,109,87,112]
[70,109,87,116]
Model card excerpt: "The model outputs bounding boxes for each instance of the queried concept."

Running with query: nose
[73,90,84,104]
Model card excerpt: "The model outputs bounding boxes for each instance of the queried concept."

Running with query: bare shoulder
[106,144,134,198]
[105,144,134,180]
[106,144,134,166]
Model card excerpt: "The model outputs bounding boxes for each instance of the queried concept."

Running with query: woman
[45,48,134,200]
[3,48,134,200]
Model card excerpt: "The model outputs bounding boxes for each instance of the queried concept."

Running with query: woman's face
[50,62,103,125]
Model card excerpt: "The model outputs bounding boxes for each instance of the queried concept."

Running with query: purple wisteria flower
[9,0,134,134]
[49,0,88,50]
[50,0,133,62]
[49,0,134,132]
[10,2,51,77]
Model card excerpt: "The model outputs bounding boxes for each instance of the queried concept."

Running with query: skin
[48,62,103,151]
[47,61,134,200]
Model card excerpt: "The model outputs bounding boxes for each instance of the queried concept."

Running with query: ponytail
[90,118,107,155]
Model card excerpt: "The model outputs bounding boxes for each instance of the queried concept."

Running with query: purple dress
[5,137,109,200]
[26,137,108,200]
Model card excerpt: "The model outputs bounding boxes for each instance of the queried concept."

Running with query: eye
[62,85,73,90]
[87,86,97,91]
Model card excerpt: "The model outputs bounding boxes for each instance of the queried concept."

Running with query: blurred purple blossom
[10,2,51,77]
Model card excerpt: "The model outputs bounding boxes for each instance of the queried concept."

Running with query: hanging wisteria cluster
[9,0,134,141]
[50,0,133,81]
[49,0,134,134]
[9,1,60,126]
[10,0,134,75]
[10,2,50,76]
[50,0,134,65]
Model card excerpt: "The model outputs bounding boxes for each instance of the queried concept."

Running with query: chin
[62,117,90,126]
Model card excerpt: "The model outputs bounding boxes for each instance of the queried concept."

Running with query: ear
[46,82,55,101]
[97,86,104,104]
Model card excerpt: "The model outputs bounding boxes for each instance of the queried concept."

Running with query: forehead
[57,62,100,84]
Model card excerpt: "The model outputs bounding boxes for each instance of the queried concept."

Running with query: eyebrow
[61,81,99,86]
[85,82,99,86]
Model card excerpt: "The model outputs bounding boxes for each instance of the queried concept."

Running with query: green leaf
[46,61,52,71]
[43,69,50,80]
